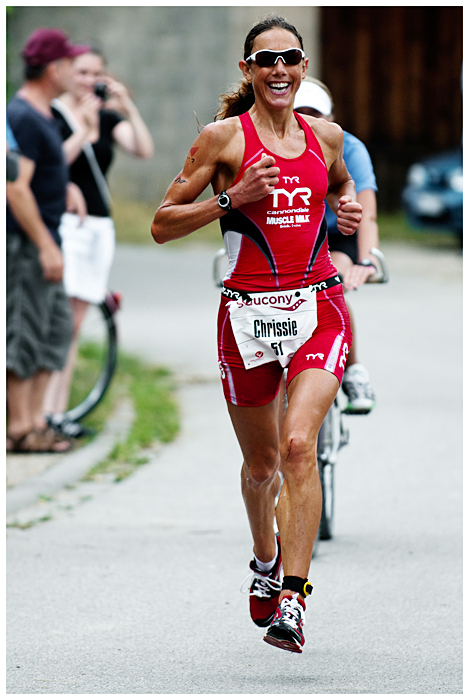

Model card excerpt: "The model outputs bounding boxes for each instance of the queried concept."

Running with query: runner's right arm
[151,120,279,244]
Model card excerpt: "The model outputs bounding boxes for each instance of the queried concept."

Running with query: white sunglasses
[245,48,305,67]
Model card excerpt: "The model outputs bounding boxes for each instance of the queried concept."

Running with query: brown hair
[215,14,304,121]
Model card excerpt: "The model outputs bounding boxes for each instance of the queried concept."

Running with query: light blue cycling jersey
[6,118,19,151]
[325,130,377,234]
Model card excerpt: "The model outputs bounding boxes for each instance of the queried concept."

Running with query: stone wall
[7,6,319,206]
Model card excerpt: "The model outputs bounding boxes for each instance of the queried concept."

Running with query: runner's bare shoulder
[300,114,344,165]
[196,117,244,165]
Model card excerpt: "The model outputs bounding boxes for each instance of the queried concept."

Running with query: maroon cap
[22,28,90,66]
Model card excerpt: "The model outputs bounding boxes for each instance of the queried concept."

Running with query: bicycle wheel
[64,293,119,423]
[318,458,334,540]
[317,411,335,541]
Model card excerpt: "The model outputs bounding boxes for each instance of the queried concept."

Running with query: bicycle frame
[317,247,389,541]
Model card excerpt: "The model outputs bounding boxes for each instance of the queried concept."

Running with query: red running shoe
[241,533,282,627]
[263,593,306,653]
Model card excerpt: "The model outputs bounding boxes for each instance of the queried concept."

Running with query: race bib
[228,287,318,369]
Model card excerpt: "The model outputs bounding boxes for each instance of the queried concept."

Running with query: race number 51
[271,341,284,356]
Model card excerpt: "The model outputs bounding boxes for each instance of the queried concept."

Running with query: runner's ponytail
[215,80,255,121]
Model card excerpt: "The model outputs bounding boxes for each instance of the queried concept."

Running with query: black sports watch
[218,190,231,211]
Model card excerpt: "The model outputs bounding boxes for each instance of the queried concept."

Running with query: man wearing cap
[294,76,379,414]
[6,28,89,453]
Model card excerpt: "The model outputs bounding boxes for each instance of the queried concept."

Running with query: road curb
[6,399,135,516]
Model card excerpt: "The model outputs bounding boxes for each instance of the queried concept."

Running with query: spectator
[43,45,154,437]
[6,28,88,453]
[294,77,379,413]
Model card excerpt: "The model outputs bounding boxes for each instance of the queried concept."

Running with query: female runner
[151,15,361,653]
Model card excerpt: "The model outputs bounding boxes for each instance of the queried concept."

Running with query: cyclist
[151,14,361,653]
[294,77,379,413]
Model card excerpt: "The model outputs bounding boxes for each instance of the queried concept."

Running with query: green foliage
[377,211,460,251]
[6,7,15,101]
[73,342,180,482]
[116,353,179,445]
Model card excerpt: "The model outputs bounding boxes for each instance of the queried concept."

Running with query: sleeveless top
[52,106,123,217]
[220,111,337,292]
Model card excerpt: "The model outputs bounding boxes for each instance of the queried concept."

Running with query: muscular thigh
[227,398,281,470]
[217,297,284,407]
[284,366,339,445]
[286,286,352,388]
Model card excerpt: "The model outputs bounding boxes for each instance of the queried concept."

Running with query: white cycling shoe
[342,363,376,414]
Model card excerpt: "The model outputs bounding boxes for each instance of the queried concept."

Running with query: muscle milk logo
[266,176,312,227]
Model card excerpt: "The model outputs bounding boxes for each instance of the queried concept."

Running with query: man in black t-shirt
[6,28,89,453]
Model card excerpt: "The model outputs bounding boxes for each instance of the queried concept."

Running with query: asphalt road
[7,241,462,694]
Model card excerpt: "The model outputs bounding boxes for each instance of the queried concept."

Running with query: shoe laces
[343,370,375,400]
[240,570,282,598]
[279,594,304,627]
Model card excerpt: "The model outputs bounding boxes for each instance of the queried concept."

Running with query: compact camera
[93,82,108,100]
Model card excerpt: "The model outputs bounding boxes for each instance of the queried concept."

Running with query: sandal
[6,427,74,454]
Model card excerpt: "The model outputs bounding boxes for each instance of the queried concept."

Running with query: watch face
[218,192,230,209]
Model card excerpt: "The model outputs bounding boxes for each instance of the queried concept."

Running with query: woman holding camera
[43,47,153,435]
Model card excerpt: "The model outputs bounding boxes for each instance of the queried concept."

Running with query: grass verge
[75,343,180,483]
[377,211,461,250]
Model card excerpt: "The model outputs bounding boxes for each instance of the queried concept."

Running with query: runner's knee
[280,430,317,480]
[242,448,280,486]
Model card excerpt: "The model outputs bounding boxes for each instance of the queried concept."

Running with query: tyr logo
[306,353,324,361]
[271,187,312,207]
[339,342,350,369]
[283,176,300,184]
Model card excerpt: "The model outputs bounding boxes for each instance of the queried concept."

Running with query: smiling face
[240,28,308,112]
[70,52,104,99]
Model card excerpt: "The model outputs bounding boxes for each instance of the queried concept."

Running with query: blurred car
[401,148,462,244]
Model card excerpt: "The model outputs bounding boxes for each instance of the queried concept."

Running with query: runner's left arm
[326,156,362,236]
[311,120,362,236]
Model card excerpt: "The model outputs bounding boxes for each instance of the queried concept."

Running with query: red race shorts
[217,285,352,407]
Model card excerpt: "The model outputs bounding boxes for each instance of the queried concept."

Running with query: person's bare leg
[7,369,71,451]
[7,371,35,438]
[8,369,56,433]
[277,371,287,431]
[228,395,282,563]
[276,368,339,598]
[43,297,89,415]
[30,370,53,430]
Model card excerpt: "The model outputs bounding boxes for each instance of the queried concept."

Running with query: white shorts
[59,212,116,304]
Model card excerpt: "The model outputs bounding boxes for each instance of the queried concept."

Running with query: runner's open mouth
[268,82,290,95]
